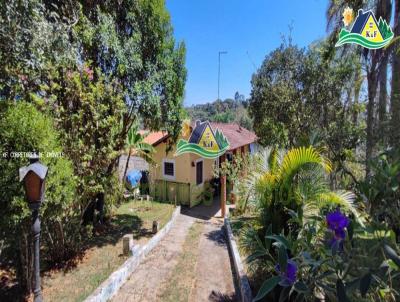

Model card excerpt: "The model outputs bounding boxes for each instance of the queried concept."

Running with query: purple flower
[326,209,349,250]
[326,209,349,232]
[275,259,297,286]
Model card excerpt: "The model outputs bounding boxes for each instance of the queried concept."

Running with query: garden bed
[229,215,400,301]
[229,215,259,297]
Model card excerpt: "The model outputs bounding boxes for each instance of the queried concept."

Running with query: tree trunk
[95,192,105,224]
[353,64,361,126]
[378,57,388,139]
[390,0,400,148]
[366,69,378,178]
[123,150,131,181]
[377,0,392,143]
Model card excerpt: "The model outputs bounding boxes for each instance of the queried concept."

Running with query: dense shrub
[359,150,400,241]
[0,102,77,293]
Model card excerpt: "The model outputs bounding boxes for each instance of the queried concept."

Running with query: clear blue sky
[166,0,329,106]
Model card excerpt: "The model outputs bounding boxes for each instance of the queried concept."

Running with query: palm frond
[268,147,279,173]
[256,148,283,172]
[295,168,328,204]
[280,146,332,188]
[312,191,364,226]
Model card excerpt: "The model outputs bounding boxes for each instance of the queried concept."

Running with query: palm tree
[326,0,394,176]
[240,147,361,233]
[122,126,155,181]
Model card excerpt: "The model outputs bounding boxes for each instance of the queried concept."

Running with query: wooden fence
[152,179,191,206]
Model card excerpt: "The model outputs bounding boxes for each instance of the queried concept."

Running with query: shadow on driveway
[181,195,221,220]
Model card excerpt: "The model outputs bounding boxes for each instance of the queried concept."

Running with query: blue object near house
[126,170,142,187]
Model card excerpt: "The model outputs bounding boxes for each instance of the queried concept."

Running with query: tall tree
[249,42,361,182]
[326,0,394,177]
[0,0,186,218]
[0,1,186,295]
[390,0,400,148]
[377,0,392,141]
[249,44,304,147]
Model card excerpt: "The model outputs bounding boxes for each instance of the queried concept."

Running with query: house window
[214,157,220,170]
[165,162,174,176]
[162,159,175,180]
[196,160,203,185]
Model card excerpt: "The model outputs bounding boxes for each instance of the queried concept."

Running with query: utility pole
[218,51,227,101]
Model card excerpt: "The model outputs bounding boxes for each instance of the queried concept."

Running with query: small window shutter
[196,161,203,185]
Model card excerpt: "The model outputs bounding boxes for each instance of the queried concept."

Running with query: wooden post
[122,234,133,256]
[220,154,226,218]
[221,175,226,218]
[152,221,160,233]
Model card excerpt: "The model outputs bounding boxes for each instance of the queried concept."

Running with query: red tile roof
[209,122,257,150]
[143,123,257,151]
[142,130,169,146]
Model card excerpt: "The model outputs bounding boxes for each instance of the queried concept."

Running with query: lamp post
[218,50,228,101]
[19,153,48,302]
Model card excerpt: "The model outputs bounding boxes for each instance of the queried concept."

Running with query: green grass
[157,221,204,302]
[42,199,175,302]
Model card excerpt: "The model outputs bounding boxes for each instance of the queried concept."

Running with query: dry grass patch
[158,221,204,302]
[42,200,175,302]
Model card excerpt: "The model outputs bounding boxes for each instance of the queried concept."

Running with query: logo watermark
[335,8,394,49]
[2,151,64,159]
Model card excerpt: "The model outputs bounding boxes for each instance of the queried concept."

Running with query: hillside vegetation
[186,92,253,130]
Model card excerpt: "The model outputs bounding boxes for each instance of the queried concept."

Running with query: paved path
[189,220,237,302]
[111,212,237,302]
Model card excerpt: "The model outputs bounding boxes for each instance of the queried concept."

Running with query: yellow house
[143,121,258,207]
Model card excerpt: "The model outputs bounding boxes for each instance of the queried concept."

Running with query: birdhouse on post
[19,153,48,302]
[19,154,48,205]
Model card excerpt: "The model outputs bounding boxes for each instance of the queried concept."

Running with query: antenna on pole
[246,51,257,70]
[218,51,228,101]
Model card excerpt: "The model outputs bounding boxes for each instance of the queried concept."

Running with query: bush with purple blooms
[234,147,400,302]
[243,209,400,302]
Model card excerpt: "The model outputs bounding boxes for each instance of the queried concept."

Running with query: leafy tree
[0,0,187,222]
[249,44,304,146]
[72,0,187,151]
[46,65,126,223]
[0,1,186,297]
[249,42,362,182]
[214,111,235,123]
[0,0,76,101]
[0,102,76,295]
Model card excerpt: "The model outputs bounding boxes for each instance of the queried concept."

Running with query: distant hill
[185,92,253,130]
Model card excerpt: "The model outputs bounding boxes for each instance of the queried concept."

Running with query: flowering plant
[326,208,349,250]
[275,259,297,286]
[245,214,400,302]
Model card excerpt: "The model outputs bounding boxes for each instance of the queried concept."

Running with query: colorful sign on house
[336,8,394,49]
[175,120,230,159]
